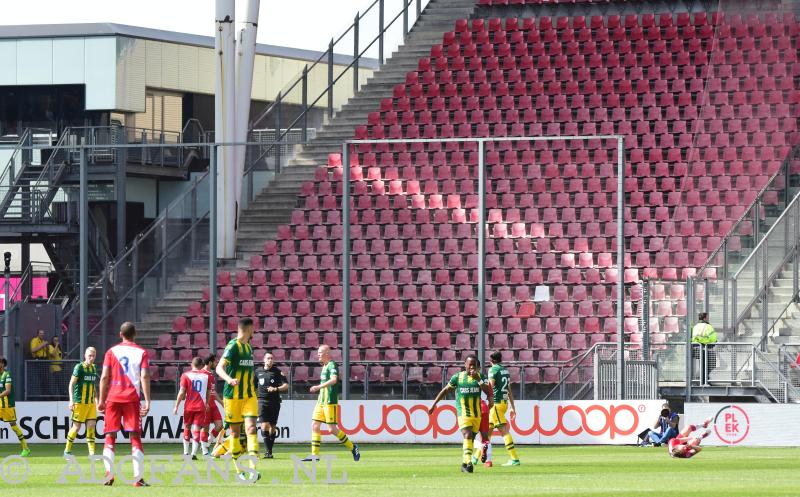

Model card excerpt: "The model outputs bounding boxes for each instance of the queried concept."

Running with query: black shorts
[258,400,281,425]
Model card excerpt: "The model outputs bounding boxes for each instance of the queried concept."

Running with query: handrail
[699,144,800,277]
[69,210,211,355]
[4,260,52,305]
[542,343,600,400]
[61,168,209,324]
[32,127,72,187]
[0,128,31,191]
[753,347,800,402]
[729,189,800,334]
[248,0,383,130]
[246,0,426,172]
[752,288,800,352]
[734,190,800,279]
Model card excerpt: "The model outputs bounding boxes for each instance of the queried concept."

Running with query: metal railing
[67,126,185,169]
[3,261,53,307]
[246,0,430,174]
[676,342,800,403]
[62,168,212,358]
[652,341,689,384]
[0,128,55,219]
[542,343,656,401]
[693,145,800,334]
[59,140,309,358]
[24,359,77,400]
[716,189,800,343]
[778,343,800,393]
[148,358,599,401]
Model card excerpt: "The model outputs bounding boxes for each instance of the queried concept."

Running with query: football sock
[103,435,116,474]
[200,431,210,453]
[11,425,27,450]
[463,439,474,464]
[131,436,144,480]
[246,433,259,456]
[229,432,243,459]
[182,427,191,454]
[266,430,276,453]
[311,432,321,456]
[86,426,96,455]
[245,433,259,470]
[191,429,200,456]
[262,431,270,452]
[65,426,78,453]
[504,434,519,460]
[336,431,354,450]
[485,440,492,461]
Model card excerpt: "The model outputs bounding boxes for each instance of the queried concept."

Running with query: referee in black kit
[255,351,288,458]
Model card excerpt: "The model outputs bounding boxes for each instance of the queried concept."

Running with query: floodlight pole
[342,143,351,400]
[79,142,88,354]
[616,137,625,400]
[477,140,486,370]
[209,145,218,354]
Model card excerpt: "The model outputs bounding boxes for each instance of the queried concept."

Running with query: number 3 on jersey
[119,356,129,374]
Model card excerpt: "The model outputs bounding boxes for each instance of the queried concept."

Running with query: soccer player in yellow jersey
[488,351,520,466]
[0,356,29,456]
[65,347,99,457]
[216,317,259,481]
[302,345,360,462]
[429,354,492,473]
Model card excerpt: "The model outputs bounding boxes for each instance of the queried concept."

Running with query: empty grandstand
[1,0,798,405]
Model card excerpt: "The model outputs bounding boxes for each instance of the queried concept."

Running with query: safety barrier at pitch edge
[1,400,663,445]
[685,403,800,447]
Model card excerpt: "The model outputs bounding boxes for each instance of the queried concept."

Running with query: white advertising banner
[685,403,800,447]
[2,400,664,445]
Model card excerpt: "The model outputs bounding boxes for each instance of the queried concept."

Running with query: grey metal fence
[24,359,79,400]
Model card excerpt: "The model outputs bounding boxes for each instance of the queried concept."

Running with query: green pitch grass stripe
[2,444,798,497]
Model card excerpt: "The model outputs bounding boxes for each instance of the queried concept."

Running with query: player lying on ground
[65,347,99,457]
[668,417,713,459]
[429,354,493,473]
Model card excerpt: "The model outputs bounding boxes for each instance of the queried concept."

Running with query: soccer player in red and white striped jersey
[173,357,211,459]
[200,355,223,456]
[97,322,151,487]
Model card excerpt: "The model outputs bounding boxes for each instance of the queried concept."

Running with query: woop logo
[713,405,750,445]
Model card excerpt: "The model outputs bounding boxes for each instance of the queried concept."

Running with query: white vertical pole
[616,137,625,399]
[234,0,260,213]
[215,0,236,258]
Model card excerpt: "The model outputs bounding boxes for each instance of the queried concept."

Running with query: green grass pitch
[0,444,796,496]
